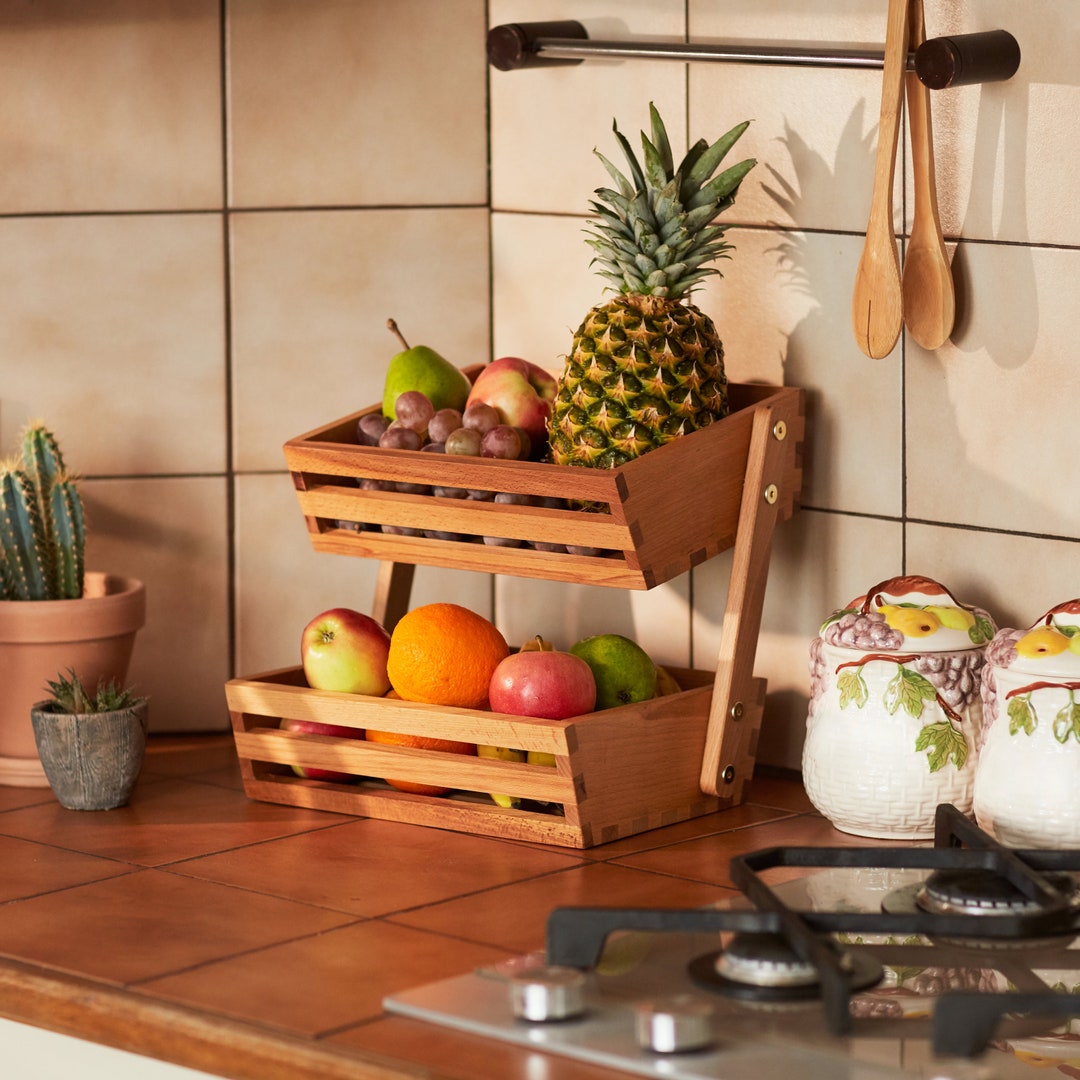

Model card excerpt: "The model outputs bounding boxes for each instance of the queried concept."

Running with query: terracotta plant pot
[0,573,146,787]
[31,700,149,810]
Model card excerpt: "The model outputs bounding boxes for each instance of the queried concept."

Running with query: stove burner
[687,933,883,1003]
[879,870,1080,949]
[717,932,820,988]
[916,868,1080,917]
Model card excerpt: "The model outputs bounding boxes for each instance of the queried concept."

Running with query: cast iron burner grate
[544,804,1080,1058]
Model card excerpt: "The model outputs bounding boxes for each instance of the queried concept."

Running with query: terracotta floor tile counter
[0,735,843,1080]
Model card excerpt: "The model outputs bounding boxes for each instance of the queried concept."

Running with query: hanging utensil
[901,0,955,349]
[851,0,908,359]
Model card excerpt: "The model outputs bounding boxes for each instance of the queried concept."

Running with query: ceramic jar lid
[987,598,1080,679]
[819,575,996,654]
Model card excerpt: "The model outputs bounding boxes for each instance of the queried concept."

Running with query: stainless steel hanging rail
[487,21,1021,90]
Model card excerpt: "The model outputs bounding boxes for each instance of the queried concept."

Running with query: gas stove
[384,806,1080,1079]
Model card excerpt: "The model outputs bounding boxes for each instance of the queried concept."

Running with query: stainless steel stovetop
[384,807,1080,1080]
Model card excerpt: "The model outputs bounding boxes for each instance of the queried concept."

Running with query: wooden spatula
[901,0,955,349]
[851,0,909,359]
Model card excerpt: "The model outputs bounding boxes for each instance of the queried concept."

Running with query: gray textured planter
[30,701,148,810]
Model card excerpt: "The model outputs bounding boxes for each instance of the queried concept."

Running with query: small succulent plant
[39,668,146,715]
[0,422,85,601]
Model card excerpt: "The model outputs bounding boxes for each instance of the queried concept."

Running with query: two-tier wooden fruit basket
[225,378,805,848]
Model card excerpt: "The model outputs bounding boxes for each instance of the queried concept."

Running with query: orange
[364,728,475,796]
[387,603,509,709]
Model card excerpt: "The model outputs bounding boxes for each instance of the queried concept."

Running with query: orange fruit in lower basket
[387,603,510,708]
[364,728,476,796]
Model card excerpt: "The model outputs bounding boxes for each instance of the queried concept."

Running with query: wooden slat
[295,487,632,547]
[308,531,648,589]
[699,396,794,798]
[238,775,587,847]
[234,728,576,804]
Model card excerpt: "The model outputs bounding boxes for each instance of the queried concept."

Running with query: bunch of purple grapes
[356,390,532,461]
[347,391,601,556]
[821,609,903,651]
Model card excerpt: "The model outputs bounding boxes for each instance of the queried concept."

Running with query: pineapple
[548,104,755,468]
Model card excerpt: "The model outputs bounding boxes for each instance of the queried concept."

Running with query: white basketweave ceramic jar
[974,598,1080,848]
[802,575,996,840]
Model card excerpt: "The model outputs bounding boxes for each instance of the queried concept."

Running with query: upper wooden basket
[284,377,804,591]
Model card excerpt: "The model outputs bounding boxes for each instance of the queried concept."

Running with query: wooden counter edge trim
[0,957,438,1080]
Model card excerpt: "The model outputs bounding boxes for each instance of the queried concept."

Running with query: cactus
[0,423,86,601]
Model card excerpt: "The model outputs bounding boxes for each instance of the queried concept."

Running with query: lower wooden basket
[226,665,762,849]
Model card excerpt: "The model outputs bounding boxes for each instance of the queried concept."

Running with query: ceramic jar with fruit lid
[802,575,996,839]
[973,598,1080,848]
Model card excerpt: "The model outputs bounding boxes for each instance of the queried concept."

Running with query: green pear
[382,319,471,420]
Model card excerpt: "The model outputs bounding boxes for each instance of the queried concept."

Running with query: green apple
[569,633,657,710]
[382,319,471,420]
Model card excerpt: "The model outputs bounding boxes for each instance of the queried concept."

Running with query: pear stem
[386,318,410,351]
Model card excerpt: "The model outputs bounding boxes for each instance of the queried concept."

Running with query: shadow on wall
[951,79,1036,368]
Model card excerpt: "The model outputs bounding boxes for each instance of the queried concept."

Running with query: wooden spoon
[851,0,908,359]
[901,0,955,349]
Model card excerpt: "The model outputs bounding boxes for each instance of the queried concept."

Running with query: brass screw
[772,420,787,441]
[764,484,778,505]
[722,765,736,784]
[730,701,745,721]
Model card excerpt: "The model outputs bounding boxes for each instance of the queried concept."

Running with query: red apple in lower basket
[301,608,392,696]
[465,357,557,456]
[488,648,597,720]
[281,718,366,782]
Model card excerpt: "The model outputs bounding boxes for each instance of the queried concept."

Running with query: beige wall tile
[0,0,221,213]
[233,475,498,679]
[698,228,904,517]
[228,0,488,208]
[493,574,691,668]
[0,214,227,476]
[489,0,687,214]
[906,524,1080,634]
[491,211,596,371]
[690,0,891,44]
[920,0,1080,246]
[230,207,491,472]
[906,243,1080,537]
[692,65,889,234]
[234,473,386,677]
[83,477,231,734]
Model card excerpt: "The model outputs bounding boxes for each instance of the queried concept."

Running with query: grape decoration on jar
[802,575,996,839]
[974,598,1080,848]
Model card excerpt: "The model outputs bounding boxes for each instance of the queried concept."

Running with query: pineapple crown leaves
[585,103,756,300]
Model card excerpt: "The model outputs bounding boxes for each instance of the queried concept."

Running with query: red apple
[281,718,365,781]
[488,648,597,720]
[301,607,392,696]
[465,357,557,457]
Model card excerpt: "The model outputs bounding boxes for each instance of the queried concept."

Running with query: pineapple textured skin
[549,104,754,469]
[550,295,728,468]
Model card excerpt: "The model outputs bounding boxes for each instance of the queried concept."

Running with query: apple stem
[386,318,410,351]
[534,635,552,652]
